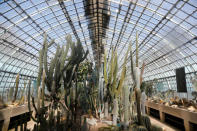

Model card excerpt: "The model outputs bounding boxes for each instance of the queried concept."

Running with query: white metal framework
[0,0,196,95]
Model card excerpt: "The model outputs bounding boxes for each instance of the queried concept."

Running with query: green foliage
[144,82,154,97]
[77,61,92,82]
[140,82,146,92]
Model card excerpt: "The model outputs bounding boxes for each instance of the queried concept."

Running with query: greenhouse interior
[0,0,197,131]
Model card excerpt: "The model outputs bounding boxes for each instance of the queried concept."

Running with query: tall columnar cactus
[37,86,41,114]
[12,73,19,103]
[37,49,44,92]
[135,88,142,125]
[8,87,14,102]
[41,70,46,108]
[130,42,136,87]
[116,44,131,95]
[103,44,130,122]
[18,80,27,105]
[140,62,145,85]
[136,31,139,67]
[129,32,162,131]
[123,85,129,127]
[104,50,108,86]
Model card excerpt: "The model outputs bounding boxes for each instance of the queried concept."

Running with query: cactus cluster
[27,33,88,130]
[103,45,130,102]
[131,115,162,131]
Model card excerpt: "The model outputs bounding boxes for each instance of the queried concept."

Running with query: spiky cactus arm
[43,34,49,77]
[60,40,70,72]
[130,42,136,87]
[54,57,61,90]
[116,44,131,96]
[46,45,60,92]
[8,87,14,102]
[48,39,55,48]
[41,70,46,108]
[62,48,88,90]
[63,64,77,90]
[124,86,129,127]
[12,73,20,103]
[37,86,41,114]
[135,88,142,125]
[136,31,139,67]
[79,50,89,63]
[38,49,44,86]
[108,48,114,85]
[140,62,145,85]
[27,79,38,123]
[112,51,118,95]
[18,80,27,104]
[28,80,32,111]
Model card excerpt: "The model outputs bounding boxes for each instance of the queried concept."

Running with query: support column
[184,120,191,131]
[2,118,10,131]
[146,106,150,115]
[159,111,165,122]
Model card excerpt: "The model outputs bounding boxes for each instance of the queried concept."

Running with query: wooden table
[0,102,49,131]
[145,101,197,131]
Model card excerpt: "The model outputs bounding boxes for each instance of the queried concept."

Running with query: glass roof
[0,0,197,93]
